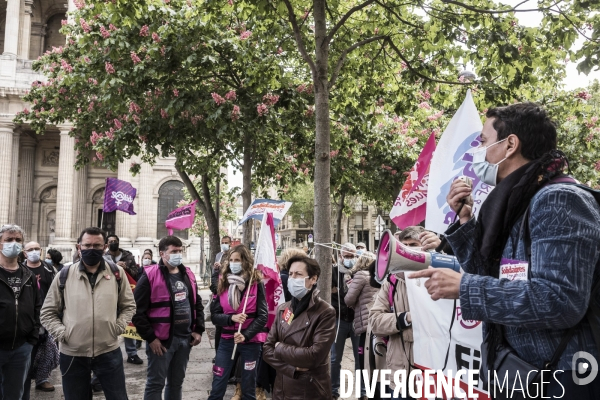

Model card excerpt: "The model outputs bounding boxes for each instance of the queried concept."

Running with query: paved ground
[27,288,357,399]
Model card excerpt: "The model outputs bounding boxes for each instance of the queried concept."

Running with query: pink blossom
[595,160,600,171]
[304,105,314,117]
[61,20,68,26]
[257,103,268,116]
[329,149,339,158]
[106,130,115,140]
[129,102,141,114]
[140,25,150,37]
[74,0,85,10]
[161,109,168,119]
[96,152,104,161]
[114,119,122,129]
[211,92,226,105]
[90,131,101,145]
[231,105,240,121]
[303,168,309,176]
[407,137,418,146]
[277,47,283,55]
[83,56,91,63]
[418,102,431,110]
[228,0,233,5]
[418,90,431,100]
[173,89,179,97]
[152,32,161,43]
[160,46,166,56]
[428,110,444,121]
[100,26,110,38]
[105,62,115,74]
[87,102,94,112]
[79,18,91,33]
[88,77,98,85]
[130,51,142,64]
[291,165,297,173]
[60,59,73,73]
[239,30,252,40]
[225,90,237,101]
[263,93,279,106]
[109,24,117,31]
[23,108,30,115]
[133,114,141,125]
[577,91,592,101]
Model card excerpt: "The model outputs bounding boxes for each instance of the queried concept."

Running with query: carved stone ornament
[42,150,59,166]
[40,186,57,202]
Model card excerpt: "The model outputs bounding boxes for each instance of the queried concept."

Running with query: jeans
[144,336,191,400]
[331,320,364,397]
[124,338,138,357]
[59,347,128,400]
[208,339,262,400]
[0,342,33,400]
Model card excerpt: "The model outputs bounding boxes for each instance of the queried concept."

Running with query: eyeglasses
[24,247,41,252]
[80,244,105,250]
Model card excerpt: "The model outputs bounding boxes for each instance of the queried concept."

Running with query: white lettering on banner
[111,191,133,206]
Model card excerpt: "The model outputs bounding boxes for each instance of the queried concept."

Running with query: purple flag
[103,177,137,215]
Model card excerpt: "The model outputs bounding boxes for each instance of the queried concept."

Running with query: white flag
[254,211,285,329]
[425,90,491,234]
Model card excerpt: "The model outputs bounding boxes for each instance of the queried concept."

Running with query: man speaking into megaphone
[409,103,600,399]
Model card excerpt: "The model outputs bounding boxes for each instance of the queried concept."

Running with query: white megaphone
[375,229,460,283]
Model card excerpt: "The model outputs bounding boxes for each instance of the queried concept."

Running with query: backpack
[58,259,122,296]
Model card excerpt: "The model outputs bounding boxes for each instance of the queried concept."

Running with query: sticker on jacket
[282,307,294,325]
[499,258,528,281]
[213,365,224,376]
[244,361,256,370]
[174,292,187,302]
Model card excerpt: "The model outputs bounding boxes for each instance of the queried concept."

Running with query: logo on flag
[238,199,292,226]
[165,200,197,235]
[390,132,436,229]
[103,178,137,215]
[425,90,490,234]
[254,212,285,328]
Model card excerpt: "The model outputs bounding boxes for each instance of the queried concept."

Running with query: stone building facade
[0,0,205,267]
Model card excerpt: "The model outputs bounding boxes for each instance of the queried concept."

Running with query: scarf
[291,286,315,319]
[227,273,247,310]
[473,150,568,366]
[338,263,352,292]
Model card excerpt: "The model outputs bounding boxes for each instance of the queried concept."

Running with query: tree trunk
[175,165,221,266]
[335,192,345,246]
[241,132,253,246]
[313,0,332,303]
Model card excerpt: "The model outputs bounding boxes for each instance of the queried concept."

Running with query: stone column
[71,165,88,238]
[135,163,155,248]
[18,0,34,59]
[115,161,138,247]
[52,126,76,260]
[16,135,36,236]
[0,121,15,223]
[3,0,21,57]
[7,130,20,223]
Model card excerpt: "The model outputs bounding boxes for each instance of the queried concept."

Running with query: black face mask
[109,242,119,252]
[80,249,105,266]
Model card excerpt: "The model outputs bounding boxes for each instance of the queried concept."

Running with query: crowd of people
[1,103,600,400]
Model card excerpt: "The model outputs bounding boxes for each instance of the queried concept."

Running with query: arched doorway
[157,181,188,239]
[38,186,57,247]
[92,188,116,236]
[44,13,66,53]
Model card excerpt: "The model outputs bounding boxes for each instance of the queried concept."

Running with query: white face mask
[2,242,22,259]
[26,250,41,263]
[472,138,507,186]
[168,253,182,267]
[229,262,242,274]
[343,258,356,268]
[221,243,230,252]
[142,259,152,266]
[288,276,309,299]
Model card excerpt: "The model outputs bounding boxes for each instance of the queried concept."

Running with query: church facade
[0,0,204,267]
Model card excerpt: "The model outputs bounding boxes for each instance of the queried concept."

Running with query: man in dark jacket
[412,103,600,397]
[105,234,143,365]
[0,224,42,400]
[133,236,205,399]
[331,243,364,400]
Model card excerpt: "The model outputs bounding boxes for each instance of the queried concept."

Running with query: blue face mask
[356,250,364,256]
[45,259,54,266]
[229,262,242,274]
[287,277,309,299]
[472,138,507,186]
[343,258,356,268]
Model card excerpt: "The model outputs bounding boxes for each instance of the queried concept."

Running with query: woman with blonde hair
[209,245,268,400]
[277,248,306,302]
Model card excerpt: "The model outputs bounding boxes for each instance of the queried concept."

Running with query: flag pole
[231,212,266,360]
[100,210,104,229]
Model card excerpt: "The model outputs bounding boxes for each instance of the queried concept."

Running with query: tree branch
[441,0,565,14]
[327,0,376,43]
[282,0,317,76]
[375,1,422,29]
[385,38,471,85]
[330,35,387,88]
[175,162,208,214]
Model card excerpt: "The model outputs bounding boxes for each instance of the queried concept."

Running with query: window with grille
[157,181,188,239]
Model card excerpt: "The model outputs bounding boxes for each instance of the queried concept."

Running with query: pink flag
[390,132,436,229]
[165,200,197,235]
[254,211,285,328]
